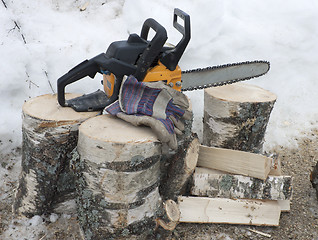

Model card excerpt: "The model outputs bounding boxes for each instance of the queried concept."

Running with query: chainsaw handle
[160,8,191,71]
[57,53,136,108]
[135,18,167,81]
[57,57,100,107]
[173,8,190,37]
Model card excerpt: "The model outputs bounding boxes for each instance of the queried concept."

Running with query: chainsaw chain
[181,60,270,91]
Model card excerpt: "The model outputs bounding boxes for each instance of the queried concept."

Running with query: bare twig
[247,228,272,238]
[44,70,55,93]
[13,21,27,44]
[1,0,7,8]
[39,233,47,240]
[2,0,27,44]
[25,71,39,89]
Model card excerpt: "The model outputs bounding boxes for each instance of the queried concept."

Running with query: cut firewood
[155,199,180,231]
[198,145,272,180]
[159,134,199,200]
[203,82,276,153]
[277,200,290,212]
[13,93,99,217]
[178,196,281,226]
[191,167,293,200]
[164,199,180,222]
[75,114,163,239]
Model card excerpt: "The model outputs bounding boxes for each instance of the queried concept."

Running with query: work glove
[106,75,192,150]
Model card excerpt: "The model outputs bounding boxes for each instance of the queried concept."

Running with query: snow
[1,0,318,238]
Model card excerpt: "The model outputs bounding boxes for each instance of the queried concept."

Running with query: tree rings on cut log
[155,199,180,233]
[74,114,162,239]
[13,93,100,217]
[203,82,277,153]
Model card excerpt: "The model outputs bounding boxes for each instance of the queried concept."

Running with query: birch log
[74,114,163,240]
[160,134,199,201]
[191,167,293,200]
[155,199,180,239]
[13,94,99,217]
[203,82,276,153]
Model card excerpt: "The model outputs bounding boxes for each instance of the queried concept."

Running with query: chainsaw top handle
[134,18,167,81]
[161,8,191,71]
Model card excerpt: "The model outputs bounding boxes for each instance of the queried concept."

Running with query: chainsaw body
[57,8,190,112]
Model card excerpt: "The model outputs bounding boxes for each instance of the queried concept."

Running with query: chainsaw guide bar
[181,60,270,91]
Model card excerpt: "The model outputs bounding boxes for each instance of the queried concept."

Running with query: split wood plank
[178,196,281,226]
[198,145,272,180]
[191,167,292,200]
[277,200,290,212]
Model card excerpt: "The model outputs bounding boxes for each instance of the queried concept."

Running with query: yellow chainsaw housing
[103,72,116,98]
[103,61,182,98]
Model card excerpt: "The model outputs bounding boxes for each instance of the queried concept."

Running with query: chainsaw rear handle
[57,57,99,107]
[161,8,191,71]
[57,19,167,108]
[135,18,168,81]
[57,53,136,108]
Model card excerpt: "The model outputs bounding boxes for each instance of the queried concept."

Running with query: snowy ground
[1,0,318,239]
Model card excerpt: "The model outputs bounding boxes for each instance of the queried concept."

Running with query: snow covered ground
[1,0,318,238]
[1,0,318,153]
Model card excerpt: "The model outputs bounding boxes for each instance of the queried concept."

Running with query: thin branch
[13,21,27,44]
[25,71,39,89]
[2,0,26,44]
[1,0,7,8]
[44,70,55,94]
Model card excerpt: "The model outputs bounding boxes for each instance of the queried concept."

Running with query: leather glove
[106,75,192,150]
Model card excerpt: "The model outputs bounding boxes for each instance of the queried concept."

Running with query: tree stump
[13,93,100,217]
[203,82,277,153]
[74,114,163,240]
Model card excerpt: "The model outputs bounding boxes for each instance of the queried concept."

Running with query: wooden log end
[204,82,277,104]
[23,93,100,122]
[164,199,180,222]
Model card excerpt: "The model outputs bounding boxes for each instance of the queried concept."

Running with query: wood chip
[80,1,89,11]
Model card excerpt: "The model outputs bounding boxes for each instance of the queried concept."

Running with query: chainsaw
[57,8,270,112]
